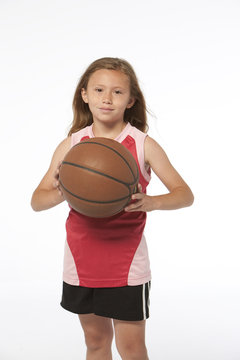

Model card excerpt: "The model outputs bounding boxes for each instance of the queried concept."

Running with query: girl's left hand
[124,184,155,212]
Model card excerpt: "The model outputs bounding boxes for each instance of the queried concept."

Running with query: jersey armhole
[141,135,151,182]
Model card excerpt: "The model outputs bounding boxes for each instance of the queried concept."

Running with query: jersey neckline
[88,122,131,142]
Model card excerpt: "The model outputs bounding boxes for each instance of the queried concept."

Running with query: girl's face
[81,69,135,125]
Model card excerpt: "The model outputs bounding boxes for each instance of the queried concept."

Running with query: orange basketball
[59,137,139,218]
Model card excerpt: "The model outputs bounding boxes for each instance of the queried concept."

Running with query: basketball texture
[59,137,139,218]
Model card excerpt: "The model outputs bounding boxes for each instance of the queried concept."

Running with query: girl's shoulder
[71,125,93,146]
[128,122,147,134]
[128,123,148,142]
[49,136,72,167]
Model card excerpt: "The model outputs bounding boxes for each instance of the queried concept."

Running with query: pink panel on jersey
[127,234,151,285]
[63,239,80,285]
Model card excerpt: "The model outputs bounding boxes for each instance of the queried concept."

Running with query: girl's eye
[95,88,103,92]
[115,90,122,94]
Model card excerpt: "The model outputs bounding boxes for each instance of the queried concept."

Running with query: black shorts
[60,281,151,321]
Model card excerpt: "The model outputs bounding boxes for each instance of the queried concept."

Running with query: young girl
[31,57,194,360]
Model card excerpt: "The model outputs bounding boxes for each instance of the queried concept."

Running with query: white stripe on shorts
[147,281,150,308]
[142,283,146,320]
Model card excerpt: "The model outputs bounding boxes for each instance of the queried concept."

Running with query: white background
[0,1,239,359]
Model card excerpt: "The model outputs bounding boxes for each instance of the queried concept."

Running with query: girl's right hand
[53,162,64,198]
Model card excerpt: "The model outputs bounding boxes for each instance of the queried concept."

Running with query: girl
[31,57,194,360]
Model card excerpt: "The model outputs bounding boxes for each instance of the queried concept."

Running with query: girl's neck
[92,121,127,139]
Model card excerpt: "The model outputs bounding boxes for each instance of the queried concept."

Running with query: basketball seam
[72,140,139,183]
[59,180,131,205]
[61,161,136,186]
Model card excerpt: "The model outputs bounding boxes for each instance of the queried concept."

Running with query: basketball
[59,137,139,218]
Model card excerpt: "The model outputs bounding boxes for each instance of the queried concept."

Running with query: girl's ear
[81,88,88,103]
[126,97,135,109]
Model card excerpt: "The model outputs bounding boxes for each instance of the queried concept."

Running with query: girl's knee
[114,319,148,359]
[116,339,148,360]
[84,326,113,351]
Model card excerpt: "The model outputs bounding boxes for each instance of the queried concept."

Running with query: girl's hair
[68,57,148,136]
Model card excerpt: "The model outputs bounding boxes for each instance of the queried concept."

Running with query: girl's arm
[125,136,194,212]
[31,137,71,211]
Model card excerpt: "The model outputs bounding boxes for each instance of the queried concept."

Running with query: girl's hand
[53,162,64,198]
[124,184,155,213]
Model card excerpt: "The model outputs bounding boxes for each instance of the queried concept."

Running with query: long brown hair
[68,57,148,136]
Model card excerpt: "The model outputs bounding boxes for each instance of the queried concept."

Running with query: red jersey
[63,122,151,287]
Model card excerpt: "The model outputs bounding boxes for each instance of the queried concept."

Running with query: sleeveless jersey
[62,122,151,288]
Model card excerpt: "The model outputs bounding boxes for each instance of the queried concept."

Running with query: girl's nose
[103,92,112,104]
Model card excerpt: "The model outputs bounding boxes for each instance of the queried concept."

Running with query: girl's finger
[132,193,144,200]
[125,201,143,212]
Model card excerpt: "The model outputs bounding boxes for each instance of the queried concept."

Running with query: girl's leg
[113,319,149,360]
[78,314,113,360]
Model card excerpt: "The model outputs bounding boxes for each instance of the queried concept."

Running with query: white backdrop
[0,1,239,359]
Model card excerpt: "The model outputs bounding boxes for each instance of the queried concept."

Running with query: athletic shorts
[60,281,151,321]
